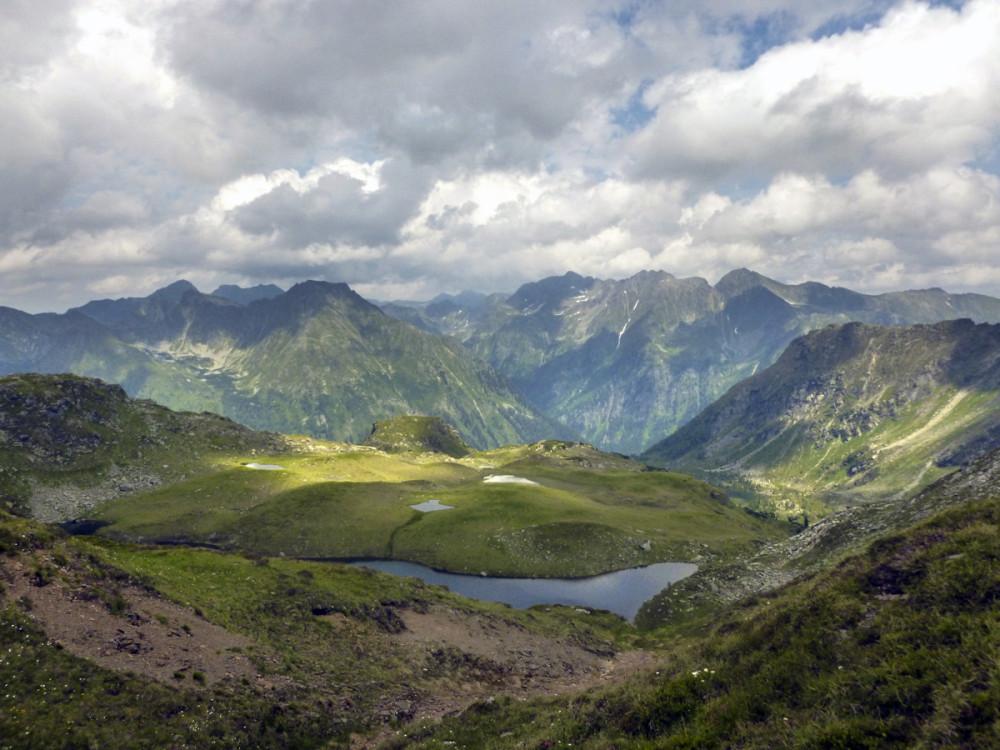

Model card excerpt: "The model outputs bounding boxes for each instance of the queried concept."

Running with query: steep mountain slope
[131,280,564,448]
[3,282,564,449]
[0,373,288,521]
[389,268,1000,454]
[642,319,1000,515]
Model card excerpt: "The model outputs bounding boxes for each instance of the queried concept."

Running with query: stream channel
[348,560,697,621]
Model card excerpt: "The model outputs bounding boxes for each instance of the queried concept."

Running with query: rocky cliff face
[0,374,131,466]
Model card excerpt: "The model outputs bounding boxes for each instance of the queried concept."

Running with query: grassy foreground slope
[92,436,786,577]
[0,509,638,747]
[391,446,1000,749]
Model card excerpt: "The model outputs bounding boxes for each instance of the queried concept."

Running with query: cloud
[0,0,998,313]
[164,1,635,169]
[628,0,1000,182]
[229,157,431,248]
[0,0,80,77]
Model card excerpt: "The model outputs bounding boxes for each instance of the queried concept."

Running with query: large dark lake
[348,560,697,621]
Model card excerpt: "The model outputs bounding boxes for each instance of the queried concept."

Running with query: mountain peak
[285,279,354,298]
[277,280,377,314]
[150,280,200,302]
[507,271,596,312]
[715,268,773,299]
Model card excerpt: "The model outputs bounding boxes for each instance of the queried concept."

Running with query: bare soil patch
[350,604,656,748]
[0,556,260,688]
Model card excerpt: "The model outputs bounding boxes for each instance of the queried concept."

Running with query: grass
[0,605,349,749]
[91,444,790,577]
[0,508,637,746]
[691,387,1000,519]
[0,512,354,748]
[390,490,1000,748]
[85,535,636,721]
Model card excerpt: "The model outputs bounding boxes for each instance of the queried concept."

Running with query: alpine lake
[348,559,697,621]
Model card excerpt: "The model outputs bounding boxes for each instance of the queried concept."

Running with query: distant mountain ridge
[641,318,1000,515]
[1,282,564,449]
[3,270,1000,455]
[386,268,1000,454]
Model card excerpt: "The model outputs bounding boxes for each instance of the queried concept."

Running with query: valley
[1,270,1000,747]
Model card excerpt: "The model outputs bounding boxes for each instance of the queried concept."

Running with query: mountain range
[3,269,1000,457]
[0,280,562,449]
[642,318,1000,515]
[385,268,1000,453]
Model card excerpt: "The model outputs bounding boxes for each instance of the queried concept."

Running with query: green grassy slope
[643,319,1000,516]
[0,512,353,747]
[92,439,787,577]
[0,509,633,747]
[391,456,1000,748]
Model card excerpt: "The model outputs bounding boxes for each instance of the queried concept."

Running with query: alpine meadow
[4,1,1000,747]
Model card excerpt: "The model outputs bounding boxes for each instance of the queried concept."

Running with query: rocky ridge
[641,319,1000,513]
[0,373,289,522]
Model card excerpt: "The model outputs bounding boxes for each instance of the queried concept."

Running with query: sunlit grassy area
[92,441,790,577]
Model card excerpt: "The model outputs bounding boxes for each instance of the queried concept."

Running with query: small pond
[348,559,697,621]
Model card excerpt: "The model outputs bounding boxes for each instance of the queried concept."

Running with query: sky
[2,0,1000,312]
